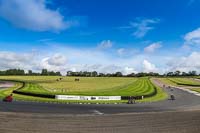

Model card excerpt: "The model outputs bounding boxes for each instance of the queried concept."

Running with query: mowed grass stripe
[133,79,155,95]
[94,78,156,96]
[138,80,154,94]
[0,77,168,103]
[0,76,156,97]
[18,83,51,95]
[25,77,155,96]
[168,78,200,86]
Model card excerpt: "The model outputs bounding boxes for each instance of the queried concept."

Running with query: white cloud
[184,28,200,45]
[143,59,157,72]
[64,64,137,75]
[39,54,68,73]
[117,48,139,57]
[144,42,162,53]
[123,67,137,75]
[89,65,137,75]
[0,51,36,70]
[130,18,160,38]
[1,47,200,75]
[97,40,113,49]
[167,52,200,72]
[0,0,76,32]
[46,54,67,66]
[0,43,184,75]
[0,51,68,73]
[117,48,125,56]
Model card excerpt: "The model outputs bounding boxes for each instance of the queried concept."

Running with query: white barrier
[55,95,121,100]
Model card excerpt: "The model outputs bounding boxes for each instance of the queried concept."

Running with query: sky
[0,0,200,74]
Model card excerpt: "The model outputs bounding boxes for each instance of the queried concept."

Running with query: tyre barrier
[121,86,157,100]
[13,90,55,98]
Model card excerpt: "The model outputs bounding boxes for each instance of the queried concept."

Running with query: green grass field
[159,78,200,87]
[190,88,200,93]
[157,77,200,93]
[0,76,167,103]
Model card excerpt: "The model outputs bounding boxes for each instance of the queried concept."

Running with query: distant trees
[0,68,199,77]
[0,69,61,76]
[66,71,160,77]
[174,70,181,76]
[91,71,98,77]
[0,69,25,75]
[28,70,33,75]
[165,70,198,77]
[115,72,123,77]
[39,69,61,76]
[66,70,199,77]
[41,69,48,75]
[126,72,159,77]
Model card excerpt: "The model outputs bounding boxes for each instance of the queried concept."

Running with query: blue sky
[0,0,200,74]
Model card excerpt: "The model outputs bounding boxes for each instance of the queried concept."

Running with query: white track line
[173,86,200,97]
[90,110,104,115]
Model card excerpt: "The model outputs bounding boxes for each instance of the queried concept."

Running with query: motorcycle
[2,94,13,102]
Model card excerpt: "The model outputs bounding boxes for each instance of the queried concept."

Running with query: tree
[166,72,174,76]
[127,73,135,77]
[4,69,25,75]
[189,71,197,76]
[67,71,73,76]
[115,72,123,77]
[55,71,61,76]
[98,73,105,77]
[28,70,33,75]
[91,71,98,77]
[174,70,181,76]
[182,72,188,76]
[41,69,48,75]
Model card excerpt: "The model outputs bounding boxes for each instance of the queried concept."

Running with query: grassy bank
[0,76,167,103]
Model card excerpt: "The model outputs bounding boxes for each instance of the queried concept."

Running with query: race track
[1,86,200,114]
[0,80,200,133]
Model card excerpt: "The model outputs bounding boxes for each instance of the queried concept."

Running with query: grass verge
[0,79,168,103]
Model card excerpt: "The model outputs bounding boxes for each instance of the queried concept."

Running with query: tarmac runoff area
[0,79,200,133]
[0,81,14,89]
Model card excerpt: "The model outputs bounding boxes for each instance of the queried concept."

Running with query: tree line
[164,70,198,76]
[66,70,199,77]
[0,69,199,77]
[0,69,61,76]
[66,71,160,77]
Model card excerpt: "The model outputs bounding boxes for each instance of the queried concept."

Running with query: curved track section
[0,80,200,133]
[0,80,200,114]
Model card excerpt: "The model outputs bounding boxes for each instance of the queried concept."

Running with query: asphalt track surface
[0,80,200,133]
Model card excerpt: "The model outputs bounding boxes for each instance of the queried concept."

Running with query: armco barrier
[55,95,121,100]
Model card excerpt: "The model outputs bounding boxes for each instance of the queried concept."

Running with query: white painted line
[195,93,200,96]
[172,86,200,97]
[90,110,104,115]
